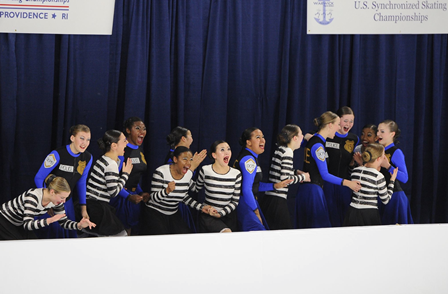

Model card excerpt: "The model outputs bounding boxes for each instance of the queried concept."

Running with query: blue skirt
[34,197,78,239]
[295,183,332,229]
[379,191,414,225]
[109,194,141,230]
[179,202,197,233]
[237,197,268,232]
[323,182,352,227]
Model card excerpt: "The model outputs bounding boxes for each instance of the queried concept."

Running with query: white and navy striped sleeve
[377,177,395,205]
[22,192,48,230]
[52,204,79,230]
[190,166,205,193]
[219,170,242,217]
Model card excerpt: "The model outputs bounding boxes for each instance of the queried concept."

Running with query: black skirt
[78,199,125,236]
[199,211,237,232]
[343,206,382,226]
[0,213,37,240]
[260,194,293,230]
[139,205,191,235]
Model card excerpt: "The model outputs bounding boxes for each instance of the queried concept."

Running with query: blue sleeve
[239,156,258,211]
[259,182,274,192]
[75,155,93,205]
[34,151,60,187]
[135,184,143,194]
[390,149,408,183]
[118,188,130,198]
[311,143,344,186]
[118,156,124,171]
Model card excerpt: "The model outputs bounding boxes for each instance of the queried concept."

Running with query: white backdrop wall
[0,224,447,294]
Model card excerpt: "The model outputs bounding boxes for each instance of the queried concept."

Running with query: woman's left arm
[389,149,408,183]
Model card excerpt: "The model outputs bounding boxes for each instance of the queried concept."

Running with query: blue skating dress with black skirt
[378,143,414,224]
[323,132,359,227]
[295,134,346,229]
[110,143,147,234]
[34,145,92,238]
[233,148,273,231]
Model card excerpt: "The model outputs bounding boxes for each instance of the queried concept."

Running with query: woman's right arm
[34,151,59,187]
[190,166,205,193]
[239,156,258,211]
[312,143,360,192]
[22,192,50,230]
[150,169,168,203]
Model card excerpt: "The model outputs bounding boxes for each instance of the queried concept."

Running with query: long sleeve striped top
[146,164,203,215]
[266,146,305,199]
[86,155,129,203]
[0,188,78,231]
[191,164,242,217]
[350,166,395,209]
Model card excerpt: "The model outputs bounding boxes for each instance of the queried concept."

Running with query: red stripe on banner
[0,4,69,8]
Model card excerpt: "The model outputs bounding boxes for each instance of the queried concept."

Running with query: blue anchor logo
[314,0,334,25]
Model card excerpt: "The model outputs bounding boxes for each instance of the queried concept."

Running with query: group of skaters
[0,107,413,240]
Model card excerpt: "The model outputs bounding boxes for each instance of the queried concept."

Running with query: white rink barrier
[1,224,447,294]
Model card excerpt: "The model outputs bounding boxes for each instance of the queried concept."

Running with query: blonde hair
[70,124,90,136]
[362,143,384,163]
[44,175,71,194]
[313,111,339,131]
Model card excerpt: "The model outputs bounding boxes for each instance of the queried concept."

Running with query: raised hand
[122,157,134,174]
[166,181,175,194]
[190,149,207,172]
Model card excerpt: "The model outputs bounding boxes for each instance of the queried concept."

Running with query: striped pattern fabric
[86,155,129,203]
[191,164,242,217]
[350,166,395,209]
[146,164,202,215]
[0,188,77,230]
[266,146,304,199]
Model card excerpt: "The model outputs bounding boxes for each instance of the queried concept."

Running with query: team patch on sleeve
[44,154,57,168]
[244,158,256,174]
[315,147,326,162]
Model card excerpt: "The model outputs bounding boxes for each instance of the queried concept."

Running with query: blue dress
[34,145,92,238]
[295,134,347,229]
[233,148,272,231]
[378,143,414,224]
[323,132,359,226]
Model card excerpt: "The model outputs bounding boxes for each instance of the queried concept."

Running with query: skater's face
[115,133,128,156]
[377,123,395,147]
[50,190,70,206]
[246,129,265,155]
[127,121,146,146]
[360,127,378,148]
[327,117,341,139]
[212,142,232,166]
[172,151,193,175]
[338,114,354,135]
[181,130,193,148]
[70,131,91,154]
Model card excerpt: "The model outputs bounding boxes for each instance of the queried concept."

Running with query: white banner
[0,0,116,35]
[308,0,448,34]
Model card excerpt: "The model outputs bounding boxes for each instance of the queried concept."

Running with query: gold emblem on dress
[77,161,86,175]
[304,148,311,163]
[386,153,391,163]
[141,152,147,165]
[344,140,354,153]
